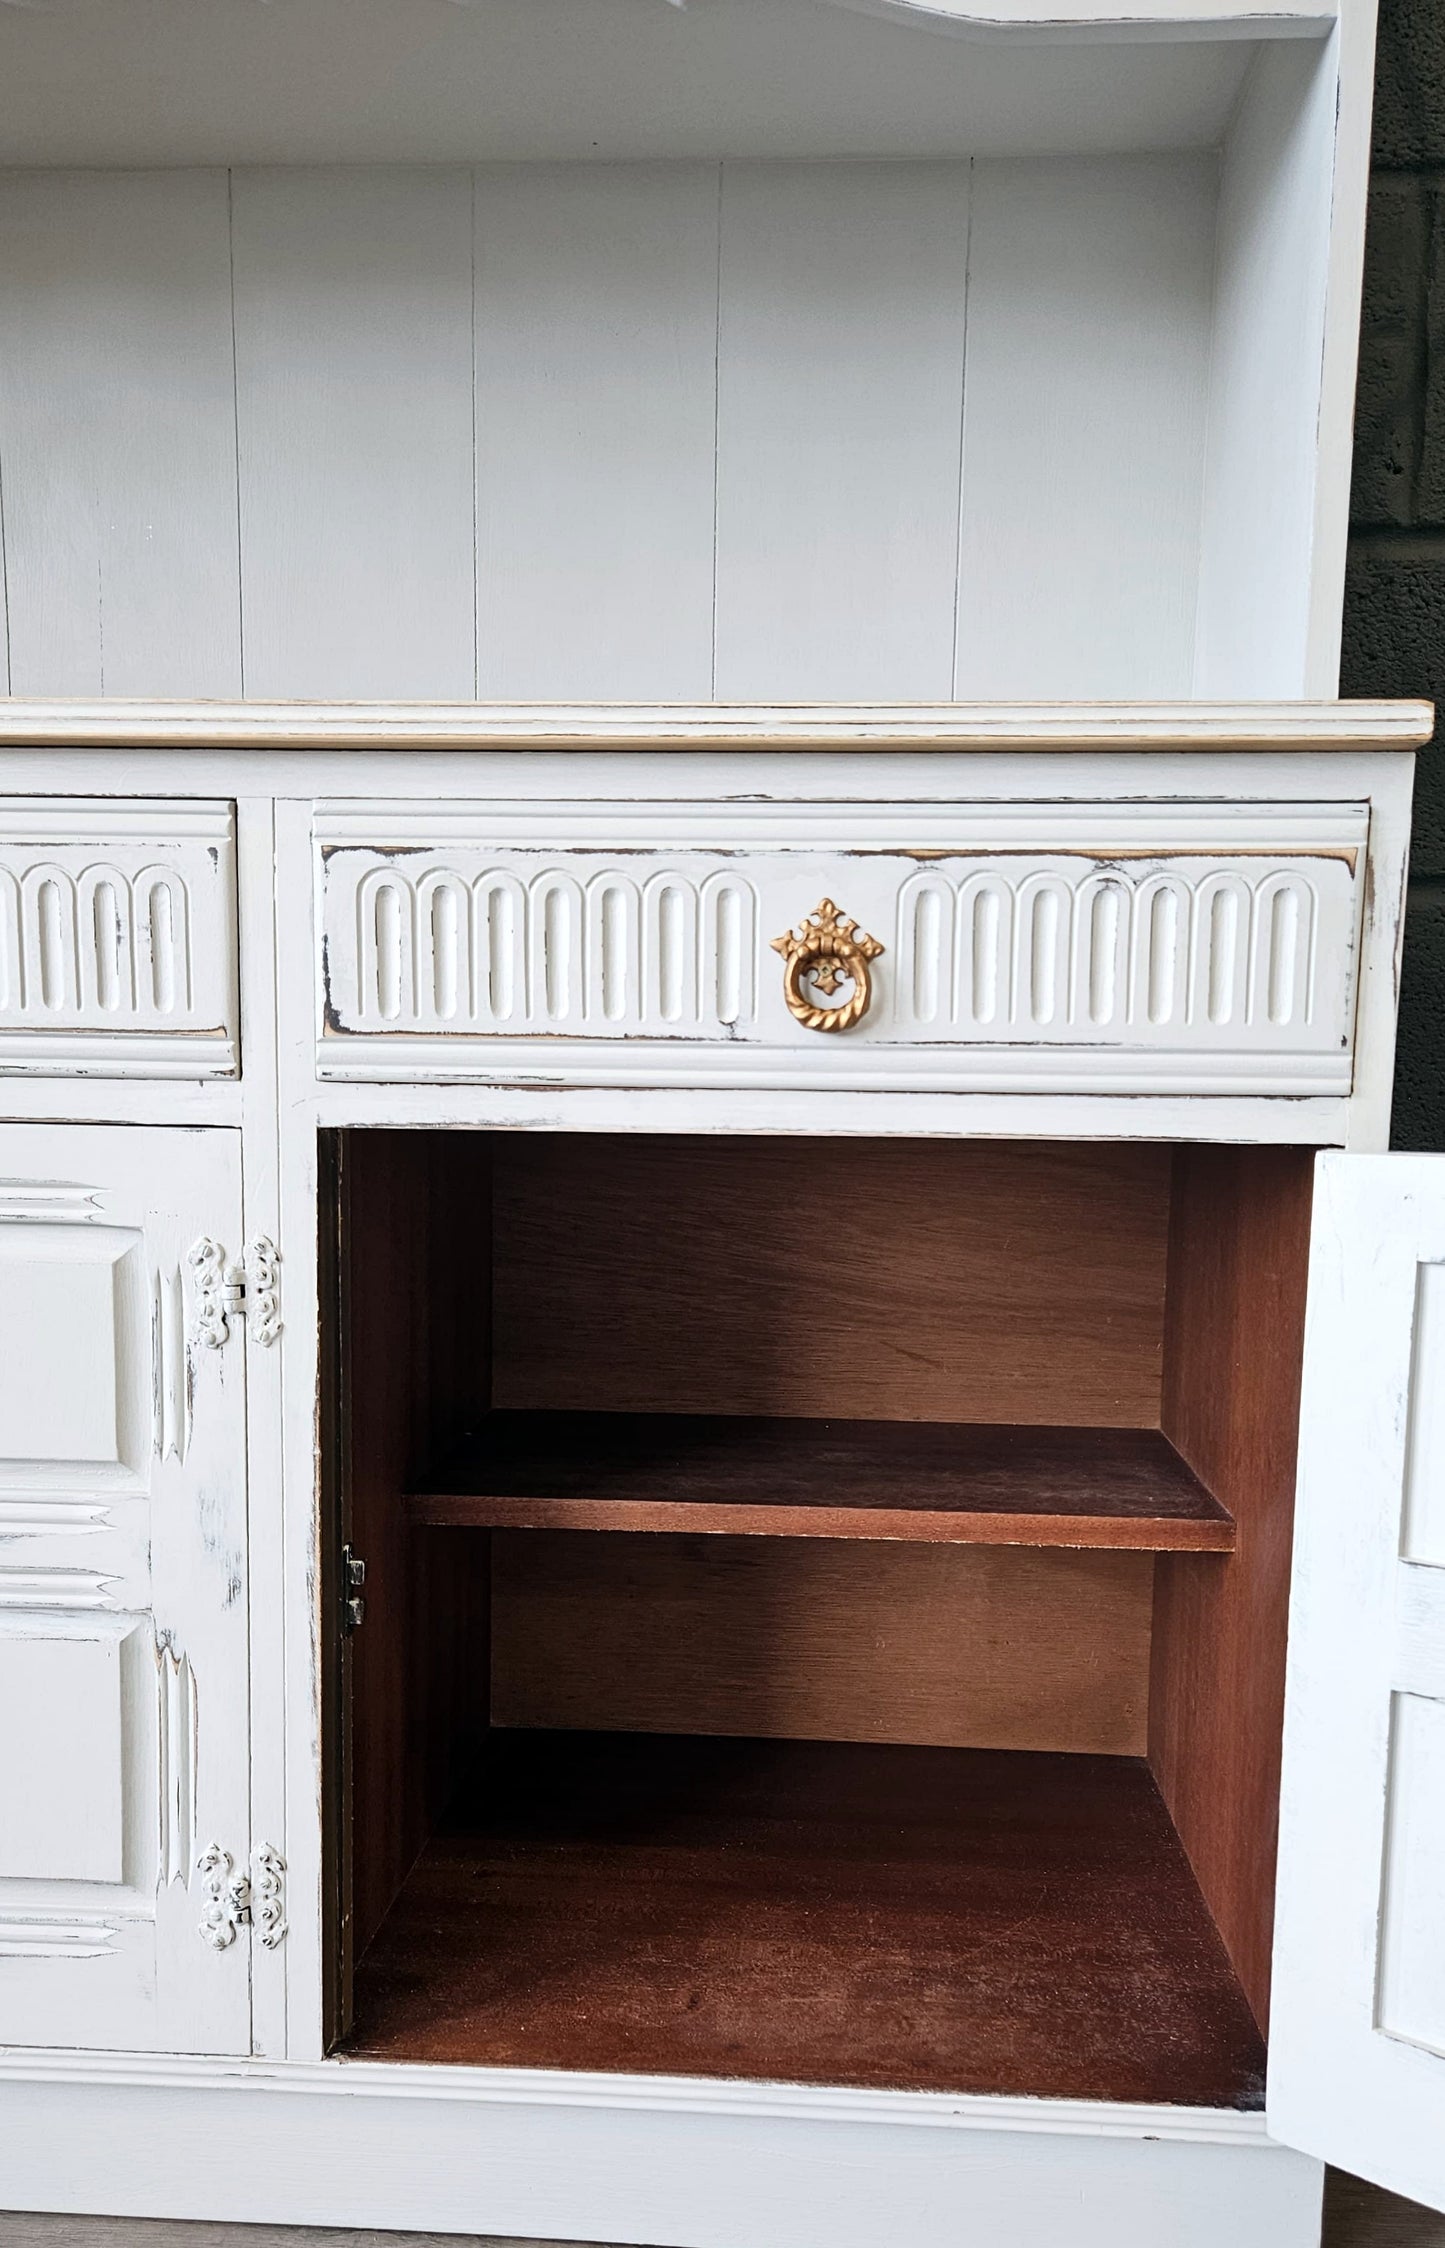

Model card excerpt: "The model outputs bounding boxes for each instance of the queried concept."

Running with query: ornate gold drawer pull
[772,898,884,1033]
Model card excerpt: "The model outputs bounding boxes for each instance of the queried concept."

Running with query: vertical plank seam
[470,167,480,703]
[710,161,724,702]
[0,428,12,695]
[950,158,976,701]
[1189,136,1235,697]
[227,168,248,697]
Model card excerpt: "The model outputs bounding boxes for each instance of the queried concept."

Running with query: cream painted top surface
[0,699,1430,752]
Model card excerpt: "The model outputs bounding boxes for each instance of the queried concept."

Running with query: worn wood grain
[414,1413,1232,1550]
[491,1136,1173,1426]
[491,1531,1152,1753]
[1151,1143,1316,2032]
[347,1732,1266,2107]
[343,1131,491,1962]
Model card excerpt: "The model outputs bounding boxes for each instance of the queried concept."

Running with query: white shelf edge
[821,0,1335,38]
[0,699,1431,753]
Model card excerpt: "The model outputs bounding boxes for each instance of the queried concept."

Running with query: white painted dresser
[0,696,1438,2248]
[0,0,1442,2241]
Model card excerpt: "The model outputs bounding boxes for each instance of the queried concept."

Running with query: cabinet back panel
[490,1136,1172,1425]
[492,1532,1152,1755]
[0,156,1213,702]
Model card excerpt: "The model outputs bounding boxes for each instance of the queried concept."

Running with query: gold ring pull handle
[771,898,884,1033]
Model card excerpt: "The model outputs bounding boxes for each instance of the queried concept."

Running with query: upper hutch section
[0,0,1376,705]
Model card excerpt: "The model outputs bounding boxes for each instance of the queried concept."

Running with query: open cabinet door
[0,1124,252,2055]
[1270,1153,1445,2212]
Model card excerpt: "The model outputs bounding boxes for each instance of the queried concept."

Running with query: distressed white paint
[0,699,1426,752]
[1271,1155,1445,2212]
[0,1122,250,2057]
[230,167,476,700]
[954,153,1215,697]
[0,710,1427,2237]
[316,795,1365,1093]
[0,170,241,699]
[473,163,719,700]
[0,798,238,1078]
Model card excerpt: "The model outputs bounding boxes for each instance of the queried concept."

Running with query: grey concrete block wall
[1342,0,1445,1148]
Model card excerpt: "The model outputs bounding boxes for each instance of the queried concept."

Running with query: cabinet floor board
[408,1413,1233,1551]
[346,1733,1266,2107]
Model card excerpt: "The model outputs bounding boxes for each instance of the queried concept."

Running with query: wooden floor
[348,1730,1265,2106]
[4,2173,1445,2244]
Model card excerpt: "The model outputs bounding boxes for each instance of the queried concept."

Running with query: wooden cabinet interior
[330,1129,1313,2103]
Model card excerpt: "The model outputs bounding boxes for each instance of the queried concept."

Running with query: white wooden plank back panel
[954,155,1214,700]
[1271,1154,1445,2214]
[1192,42,1335,697]
[0,157,1282,704]
[0,170,240,698]
[231,167,475,700]
[474,163,719,701]
[714,161,969,701]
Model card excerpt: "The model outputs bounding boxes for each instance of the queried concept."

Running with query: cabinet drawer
[0,800,238,1078]
[315,799,1368,1095]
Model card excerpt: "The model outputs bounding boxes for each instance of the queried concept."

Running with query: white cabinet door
[1271,1153,1445,2211]
[0,1125,252,2054]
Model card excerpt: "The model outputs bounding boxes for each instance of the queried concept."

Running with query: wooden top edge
[0,698,1431,753]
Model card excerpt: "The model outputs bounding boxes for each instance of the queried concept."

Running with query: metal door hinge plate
[342,1545,367,1633]
[195,1841,287,1949]
[188,1235,282,1348]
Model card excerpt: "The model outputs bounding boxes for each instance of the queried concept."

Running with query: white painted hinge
[188,1236,282,1349]
[195,1842,287,1950]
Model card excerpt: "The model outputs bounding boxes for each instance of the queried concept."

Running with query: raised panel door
[0,1124,252,2054]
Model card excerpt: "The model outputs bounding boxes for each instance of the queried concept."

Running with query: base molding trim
[0,2069,1324,2248]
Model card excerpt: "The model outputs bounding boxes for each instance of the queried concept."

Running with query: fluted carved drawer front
[315,799,1368,1095]
[0,801,238,1079]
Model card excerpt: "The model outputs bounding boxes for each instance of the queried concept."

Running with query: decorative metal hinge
[342,1546,367,1634]
[188,1236,282,1349]
[250,1843,288,1948]
[195,1841,287,1950]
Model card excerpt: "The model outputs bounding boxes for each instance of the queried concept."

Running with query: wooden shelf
[347,1731,1267,2107]
[407,1412,1234,1551]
